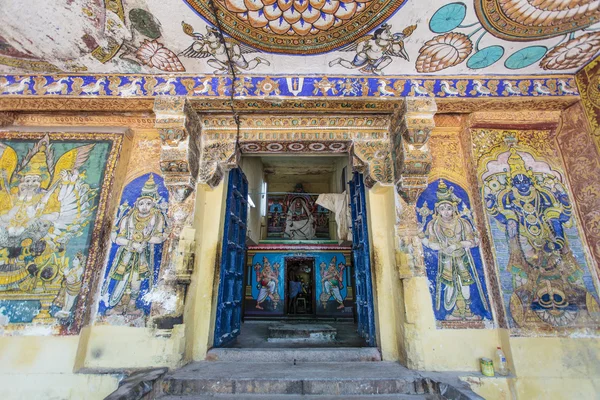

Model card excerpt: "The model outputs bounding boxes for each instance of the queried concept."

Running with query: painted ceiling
[0,0,599,77]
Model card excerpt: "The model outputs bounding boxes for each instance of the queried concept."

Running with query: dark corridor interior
[286,258,315,316]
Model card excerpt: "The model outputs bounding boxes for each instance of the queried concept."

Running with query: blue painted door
[214,168,248,347]
[349,172,377,347]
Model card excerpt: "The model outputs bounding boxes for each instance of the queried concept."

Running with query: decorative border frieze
[0,74,579,99]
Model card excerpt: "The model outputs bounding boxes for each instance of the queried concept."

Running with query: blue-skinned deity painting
[97,173,169,323]
[417,180,492,326]
[482,148,600,330]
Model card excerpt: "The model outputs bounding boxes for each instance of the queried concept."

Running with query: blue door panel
[214,168,248,347]
[349,172,377,347]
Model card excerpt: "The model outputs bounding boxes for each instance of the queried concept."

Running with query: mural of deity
[0,134,110,326]
[283,183,317,240]
[483,148,600,328]
[417,180,492,323]
[319,257,346,310]
[99,174,169,319]
[267,199,285,233]
[254,257,281,311]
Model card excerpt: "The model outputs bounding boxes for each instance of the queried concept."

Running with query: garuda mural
[0,134,112,327]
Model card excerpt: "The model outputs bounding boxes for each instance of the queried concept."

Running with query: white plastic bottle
[495,346,508,376]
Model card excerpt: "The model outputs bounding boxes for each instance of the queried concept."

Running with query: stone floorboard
[206,347,382,362]
[159,394,441,399]
[228,321,367,348]
[157,362,482,399]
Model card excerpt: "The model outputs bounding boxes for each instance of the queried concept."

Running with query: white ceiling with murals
[0,0,599,76]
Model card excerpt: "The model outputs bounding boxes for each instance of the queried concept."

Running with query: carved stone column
[153,96,202,202]
[392,97,437,204]
[151,96,202,328]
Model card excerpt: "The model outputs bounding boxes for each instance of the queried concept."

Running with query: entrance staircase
[107,348,483,400]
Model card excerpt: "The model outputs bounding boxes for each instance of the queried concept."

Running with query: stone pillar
[154,96,202,203]
[150,96,203,328]
[390,97,437,369]
[392,97,436,205]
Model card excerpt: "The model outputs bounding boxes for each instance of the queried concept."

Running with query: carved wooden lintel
[153,96,202,202]
[392,97,437,204]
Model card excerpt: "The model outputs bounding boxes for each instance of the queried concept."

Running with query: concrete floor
[226,321,368,348]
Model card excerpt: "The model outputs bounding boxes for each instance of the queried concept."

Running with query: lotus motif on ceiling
[475,0,600,41]
[183,0,408,54]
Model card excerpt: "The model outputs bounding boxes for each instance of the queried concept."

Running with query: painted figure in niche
[180,24,269,74]
[319,257,346,310]
[284,184,316,240]
[101,174,168,317]
[419,180,490,321]
[254,257,280,310]
[268,199,284,231]
[329,24,416,75]
[0,136,96,295]
[484,148,600,327]
[53,252,86,319]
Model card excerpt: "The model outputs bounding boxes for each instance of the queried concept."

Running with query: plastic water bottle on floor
[495,347,508,376]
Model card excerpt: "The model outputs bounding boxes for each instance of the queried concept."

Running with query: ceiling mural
[0,0,598,76]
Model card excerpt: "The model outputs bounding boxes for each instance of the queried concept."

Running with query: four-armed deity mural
[417,180,492,326]
[97,173,169,325]
[0,133,114,330]
[481,146,600,330]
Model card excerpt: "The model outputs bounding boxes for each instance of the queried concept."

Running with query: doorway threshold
[206,347,381,363]
[223,320,369,349]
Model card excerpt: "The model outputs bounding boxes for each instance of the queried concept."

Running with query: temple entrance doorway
[213,155,377,350]
[285,257,315,316]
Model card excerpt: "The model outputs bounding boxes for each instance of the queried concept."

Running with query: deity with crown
[484,148,599,327]
[0,136,96,299]
[101,174,169,317]
[419,180,489,321]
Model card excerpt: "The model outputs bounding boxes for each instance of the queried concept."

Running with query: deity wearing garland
[101,174,168,317]
[419,180,489,321]
[484,148,600,327]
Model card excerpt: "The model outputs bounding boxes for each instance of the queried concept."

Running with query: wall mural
[246,253,285,315]
[0,1,598,75]
[0,132,119,333]
[417,179,493,327]
[477,142,600,332]
[244,250,352,317]
[418,2,600,73]
[267,184,330,240]
[97,173,169,326]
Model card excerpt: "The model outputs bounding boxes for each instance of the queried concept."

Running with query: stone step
[158,362,482,399]
[268,323,337,343]
[159,394,440,399]
[206,348,382,363]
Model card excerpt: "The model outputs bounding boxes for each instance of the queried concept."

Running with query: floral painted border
[0,74,579,99]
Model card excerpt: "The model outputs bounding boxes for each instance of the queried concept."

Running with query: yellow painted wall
[0,335,119,400]
[240,157,264,244]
